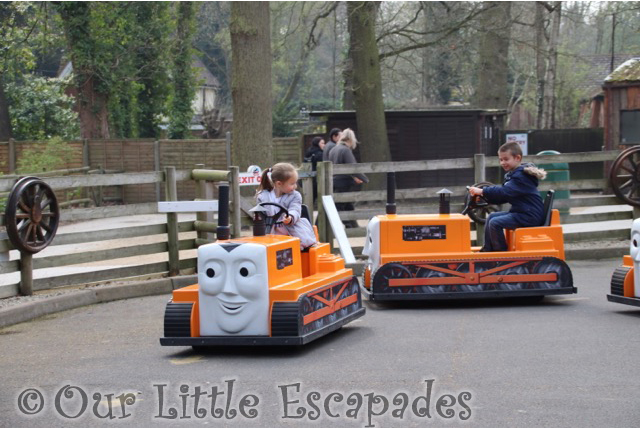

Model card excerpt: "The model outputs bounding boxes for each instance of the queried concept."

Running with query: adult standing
[322,128,342,161]
[328,128,368,228]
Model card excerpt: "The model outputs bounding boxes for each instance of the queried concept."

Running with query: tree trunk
[341,53,354,110]
[475,2,511,109]
[543,2,561,129]
[0,78,12,141]
[57,2,110,139]
[347,1,390,168]
[73,79,110,139]
[169,1,196,139]
[230,2,273,170]
[534,2,546,130]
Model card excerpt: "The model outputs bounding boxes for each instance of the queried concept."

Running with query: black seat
[542,190,555,226]
[301,204,311,222]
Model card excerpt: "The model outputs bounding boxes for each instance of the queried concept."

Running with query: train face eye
[634,239,638,248]
[237,261,256,278]
[235,260,262,298]
[207,268,215,278]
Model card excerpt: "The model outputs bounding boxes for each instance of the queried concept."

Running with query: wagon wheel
[610,146,640,207]
[4,177,60,254]
[462,181,502,225]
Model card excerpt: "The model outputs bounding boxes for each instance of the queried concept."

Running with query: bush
[6,75,79,140]
[16,137,76,174]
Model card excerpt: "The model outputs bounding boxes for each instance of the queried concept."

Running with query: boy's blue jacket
[482,163,546,226]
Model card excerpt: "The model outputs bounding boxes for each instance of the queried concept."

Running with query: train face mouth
[218,300,247,314]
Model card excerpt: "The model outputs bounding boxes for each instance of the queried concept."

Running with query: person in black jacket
[322,128,342,161]
[304,136,325,169]
[303,136,325,203]
[468,142,546,252]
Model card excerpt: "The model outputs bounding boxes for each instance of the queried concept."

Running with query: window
[621,110,640,144]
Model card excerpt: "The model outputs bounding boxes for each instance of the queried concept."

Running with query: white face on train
[631,218,640,297]
[363,217,381,274]
[198,242,269,335]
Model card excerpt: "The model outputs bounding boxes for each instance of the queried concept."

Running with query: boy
[468,142,547,252]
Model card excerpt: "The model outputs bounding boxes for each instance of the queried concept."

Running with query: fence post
[317,162,327,243]
[230,166,242,238]
[195,164,211,242]
[19,253,33,296]
[8,138,16,174]
[299,163,314,217]
[165,166,179,276]
[474,153,486,247]
[82,139,90,167]
[225,132,231,168]
[324,161,334,248]
[154,141,161,202]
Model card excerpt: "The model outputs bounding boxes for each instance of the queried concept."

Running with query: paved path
[1,259,638,427]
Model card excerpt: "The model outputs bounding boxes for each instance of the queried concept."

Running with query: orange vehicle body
[161,234,365,347]
[363,209,575,301]
[607,255,640,306]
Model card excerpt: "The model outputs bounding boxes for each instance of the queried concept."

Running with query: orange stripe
[303,293,358,325]
[389,272,557,287]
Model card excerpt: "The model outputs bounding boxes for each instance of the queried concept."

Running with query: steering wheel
[258,202,290,234]
[461,182,501,224]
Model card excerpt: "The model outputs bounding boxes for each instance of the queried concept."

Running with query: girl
[256,162,317,249]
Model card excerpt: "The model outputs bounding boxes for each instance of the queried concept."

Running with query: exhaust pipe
[216,182,230,240]
[386,172,396,215]
[437,189,452,215]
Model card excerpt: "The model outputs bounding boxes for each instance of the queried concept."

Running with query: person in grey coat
[255,163,317,249]
[328,128,369,228]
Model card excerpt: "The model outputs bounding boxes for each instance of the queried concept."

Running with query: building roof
[604,57,640,84]
[309,108,507,118]
[572,54,638,98]
[58,55,220,88]
[192,56,219,88]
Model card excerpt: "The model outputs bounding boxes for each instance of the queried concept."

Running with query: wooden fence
[0,168,245,299]
[309,150,633,255]
[0,137,302,204]
[0,149,633,298]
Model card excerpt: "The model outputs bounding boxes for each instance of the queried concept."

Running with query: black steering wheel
[258,202,290,234]
[461,182,501,224]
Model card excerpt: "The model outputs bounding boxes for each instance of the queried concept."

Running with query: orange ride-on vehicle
[608,218,640,307]
[362,173,576,301]
[160,183,365,347]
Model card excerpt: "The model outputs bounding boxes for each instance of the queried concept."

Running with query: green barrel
[537,150,569,213]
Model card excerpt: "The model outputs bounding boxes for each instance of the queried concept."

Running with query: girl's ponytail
[256,167,274,194]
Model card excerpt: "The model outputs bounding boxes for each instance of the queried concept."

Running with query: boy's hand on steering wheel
[468,186,483,197]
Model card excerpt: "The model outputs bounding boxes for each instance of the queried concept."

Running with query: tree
[56,2,110,139]
[168,1,196,139]
[5,75,78,140]
[347,2,390,169]
[230,2,273,169]
[542,2,561,129]
[0,2,47,140]
[475,2,511,109]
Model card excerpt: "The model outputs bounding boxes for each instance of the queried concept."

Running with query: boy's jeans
[483,212,521,251]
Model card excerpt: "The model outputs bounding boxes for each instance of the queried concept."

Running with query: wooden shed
[308,109,506,189]
[603,58,640,150]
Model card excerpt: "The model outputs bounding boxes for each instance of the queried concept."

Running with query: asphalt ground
[0,258,639,427]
